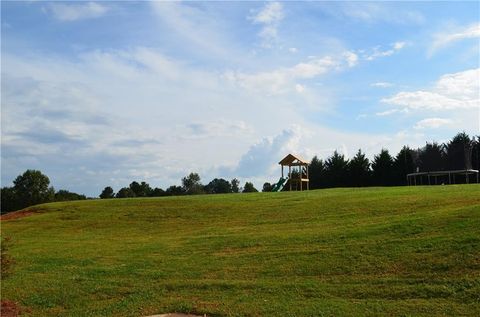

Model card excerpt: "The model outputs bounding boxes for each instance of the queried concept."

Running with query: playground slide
[271,177,288,192]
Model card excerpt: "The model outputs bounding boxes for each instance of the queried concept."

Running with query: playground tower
[277,154,309,191]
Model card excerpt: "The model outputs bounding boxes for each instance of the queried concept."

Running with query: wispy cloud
[414,118,452,129]
[430,23,480,55]
[46,2,110,21]
[371,82,394,88]
[364,41,406,60]
[249,2,285,48]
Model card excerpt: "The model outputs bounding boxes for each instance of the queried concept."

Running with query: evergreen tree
[309,155,325,189]
[324,151,349,187]
[242,182,258,193]
[348,149,371,187]
[372,149,394,186]
[393,146,416,185]
[100,186,115,199]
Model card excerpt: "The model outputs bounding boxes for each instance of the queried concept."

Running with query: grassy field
[1,185,480,316]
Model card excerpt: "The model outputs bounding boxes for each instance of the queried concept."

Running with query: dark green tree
[308,156,326,189]
[445,132,473,170]
[262,182,273,192]
[1,187,19,214]
[182,173,204,195]
[231,178,240,193]
[150,187,166,197]
[55,190,86,201]
[418,142,446,172]
[472,136,480,171]
[116,187,135,198]
[348,149,371,187]
[100,186,115,199]
[372,149,395,186]
[13,169,54,208]
[242,182,258,193]
[205,178,232,194]
[324,151,349,187]
[393,146,416,185]
[165,185,185,196]
[129,181,152,197]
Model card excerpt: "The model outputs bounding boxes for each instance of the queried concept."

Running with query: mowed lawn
[1,185,480,316]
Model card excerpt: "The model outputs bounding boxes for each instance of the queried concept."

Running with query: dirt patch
[1,300,21,317]
[0,210,39,221]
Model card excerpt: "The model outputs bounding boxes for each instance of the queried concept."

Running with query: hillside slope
[2,185,480,316]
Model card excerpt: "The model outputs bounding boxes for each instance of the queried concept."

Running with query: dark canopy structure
[407,169,479,185]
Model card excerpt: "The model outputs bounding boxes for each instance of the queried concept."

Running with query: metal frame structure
[407,169,479,185]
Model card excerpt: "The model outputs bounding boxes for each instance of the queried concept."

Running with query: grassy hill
[1,185,480,316]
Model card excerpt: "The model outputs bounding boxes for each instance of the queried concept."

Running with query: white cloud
[47,2,109,21]
[430,23,480,55]
[364,42,406,61]
[225,53,356,95]
[289,47,298,53]
[382,68,479,110]
[376,109,399,116]
[414,118,452,129]
[343,51,359,67]
[371,82,393,88]
[249,2,284,47]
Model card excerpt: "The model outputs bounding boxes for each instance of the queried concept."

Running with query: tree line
[1,132,478,214]
[1,170,86,214]
[305,132,479,189]
[99,174,258,199]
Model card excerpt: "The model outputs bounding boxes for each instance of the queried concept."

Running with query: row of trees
[1,170,86,214]
[99,174,259,199]
[306,132,479,188]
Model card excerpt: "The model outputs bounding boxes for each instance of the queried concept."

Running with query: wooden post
[289,165,292,191]
[281,165,283,178]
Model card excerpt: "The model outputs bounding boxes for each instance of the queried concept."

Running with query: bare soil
[1,300,21,317]
[0,210,39,221]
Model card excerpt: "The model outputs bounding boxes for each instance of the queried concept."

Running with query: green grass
[2,185,480,316]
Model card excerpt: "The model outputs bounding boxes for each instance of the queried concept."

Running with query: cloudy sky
[2,1,479,196]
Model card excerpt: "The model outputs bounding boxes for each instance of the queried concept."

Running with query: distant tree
[348,149,371,187]
[100,186,115,199]
[116,187,135,198]
[372,149,395,186]
[418,142,446,172]
[262,182,273,192]
[205,178,232,194]
[55,190,86,202]
[472,136,480,171]
[129,181,152,197]
[231,178,240,193]
[309,155,326,189]
[165,185,185,196]
[445,132,473,170]
[13,170,54,209]
[324,151,349,187]
[150,187,166,197]
[1,187,19,214]
[393,146,416,185]
[182,173,204,195]
[242,182,258,193]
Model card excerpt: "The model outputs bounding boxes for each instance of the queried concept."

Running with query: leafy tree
[1,187,19,214]
[231,178,240,193]
[393,146,416,185]
[205,178,232,194]
[13,169,54,208]
[150,187,166,197]
[348,149,371,187]
[309,156,325,189]
[418,142,446,172]
[100,186,115,199]
[182,173,204,195]
[129,181,152,197]
[242,182,258,193]
[262,182,273,192]
[324,151,349,187]
[445,132,473,170]
[372,149,394,186]
[55,190,86,202]
[116,187,135,198]
[165,185,185,196]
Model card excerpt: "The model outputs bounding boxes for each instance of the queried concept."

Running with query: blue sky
[2,1,479,196]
